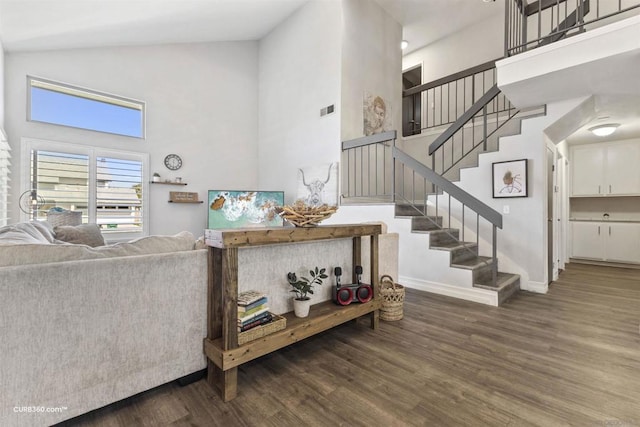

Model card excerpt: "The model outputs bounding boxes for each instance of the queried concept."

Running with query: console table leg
[369,309,379,330]
[207,362,238,402]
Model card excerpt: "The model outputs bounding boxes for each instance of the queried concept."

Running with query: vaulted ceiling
[0,0,502,52]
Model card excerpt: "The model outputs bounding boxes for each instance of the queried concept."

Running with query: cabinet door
[571,145,605,196]
[571,222,605,260]
[606,223,640,263]
[606,142,640,195]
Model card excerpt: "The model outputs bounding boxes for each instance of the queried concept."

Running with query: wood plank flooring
[60,263,640,426]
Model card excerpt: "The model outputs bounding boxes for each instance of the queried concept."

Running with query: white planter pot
[293,298,311,317]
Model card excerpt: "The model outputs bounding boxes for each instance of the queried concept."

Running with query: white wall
[341,0,402,141]
[257,0,342,203]
[402,12,504,81]
[0,38,4,128]
[5,42,259,237]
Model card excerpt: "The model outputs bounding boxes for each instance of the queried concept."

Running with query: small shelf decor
[287,267,327,317]
[169,191,202,203]
[151,181,188,186]
[277,200,337,227]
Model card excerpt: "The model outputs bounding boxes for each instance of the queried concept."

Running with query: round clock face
[164,154,182,171]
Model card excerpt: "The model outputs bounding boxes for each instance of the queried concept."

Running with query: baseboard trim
[399,275,498,307]
[521,280,548,293]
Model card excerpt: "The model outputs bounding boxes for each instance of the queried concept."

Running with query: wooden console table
[203,224,381,401]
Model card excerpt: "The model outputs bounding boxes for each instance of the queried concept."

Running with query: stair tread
[413,227,458,235]
[451,256,493,269]
[474,272,520,290]
[430,241,477,250]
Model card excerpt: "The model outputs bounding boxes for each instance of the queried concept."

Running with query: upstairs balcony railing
[506,0,640,56]
[403,59,507,134]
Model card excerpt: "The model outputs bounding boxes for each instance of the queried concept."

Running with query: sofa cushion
[54,224,105,247]
[0,231,196,267]
[0,221,55,244]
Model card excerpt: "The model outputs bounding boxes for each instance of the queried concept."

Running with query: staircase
[339,0,640,306]
[394,204,520,306]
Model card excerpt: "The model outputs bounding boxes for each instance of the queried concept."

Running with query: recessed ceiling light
[401,40,409,50]
[588,123,620,137]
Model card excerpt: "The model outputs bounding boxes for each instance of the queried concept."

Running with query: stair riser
[450,245,478,264]
[395,205,426,217]
[411,216,443,231]
[498,279,521,305]
[472,262,497,284]
[429,230,460,246]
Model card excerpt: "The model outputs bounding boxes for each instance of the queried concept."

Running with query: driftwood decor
[277,200,337,227]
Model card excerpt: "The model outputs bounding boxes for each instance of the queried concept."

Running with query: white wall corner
[399,275,499,307]
[520,280,548,294]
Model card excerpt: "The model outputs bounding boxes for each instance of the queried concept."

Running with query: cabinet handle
[609,184,612,194]
[598,226,600,235]
[598,185,601,194]
[609,226,611,236]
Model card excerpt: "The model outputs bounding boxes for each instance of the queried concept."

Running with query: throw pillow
[54,224,106,247]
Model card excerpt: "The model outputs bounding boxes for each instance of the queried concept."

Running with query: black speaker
[332,266,373,306]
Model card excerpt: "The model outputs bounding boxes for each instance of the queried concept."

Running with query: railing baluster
[492,224,498,287]
[412,170,415,204]
[448,193,451,229]
[476,212,480,249]
[462,204,465,242]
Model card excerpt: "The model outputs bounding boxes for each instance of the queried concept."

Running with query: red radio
[332,266,373,306]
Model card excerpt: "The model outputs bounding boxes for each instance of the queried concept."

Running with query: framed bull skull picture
[296,162,339,207]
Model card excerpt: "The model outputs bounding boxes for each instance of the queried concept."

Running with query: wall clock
[164,154,182,171]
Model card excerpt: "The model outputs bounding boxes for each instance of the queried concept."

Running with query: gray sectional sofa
[0,222,208,427]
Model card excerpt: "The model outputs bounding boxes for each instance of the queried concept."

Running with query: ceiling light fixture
[401,40,409,50]
[588,123,620,137]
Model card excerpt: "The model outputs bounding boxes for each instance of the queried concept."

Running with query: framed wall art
[492,159,528,198]
[208,190,284,228]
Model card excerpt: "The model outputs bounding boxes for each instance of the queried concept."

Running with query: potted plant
[152,172,161,182]
[287,267,328,317]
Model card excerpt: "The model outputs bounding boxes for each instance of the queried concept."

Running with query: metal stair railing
[505,0,640,57]
[341,131,502,287]
[394,146,501,287]
[403,59,507,134]
[428,84,518,177]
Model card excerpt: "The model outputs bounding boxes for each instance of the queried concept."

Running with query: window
[22,139,148,239]
[28,77,145,139]
[0,129,10,226]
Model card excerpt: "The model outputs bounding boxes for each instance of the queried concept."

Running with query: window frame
[21,138,149,242]
[27,76,146,139]
[0,128,10,227]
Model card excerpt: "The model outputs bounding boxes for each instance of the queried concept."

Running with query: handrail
[393,146,503,229]
[403,59,499,98]
[342,130,397,150]
[428,84,501,156]
[524,0,570,16]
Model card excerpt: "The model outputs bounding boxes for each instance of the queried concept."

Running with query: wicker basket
[380,275,405,321]
[238,313,286,345]
[46,210,82,227]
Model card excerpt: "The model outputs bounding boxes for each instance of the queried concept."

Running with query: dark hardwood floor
[62,263,640,426]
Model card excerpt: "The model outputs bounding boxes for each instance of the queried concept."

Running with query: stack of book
[237,290,273,332]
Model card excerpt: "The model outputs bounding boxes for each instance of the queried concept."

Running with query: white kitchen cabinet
[571,221,640,264]
[571,222,605,260]
[606,223,640,263]
[571,140,640,196]
[571,144,605,196]
[606,142,640,196]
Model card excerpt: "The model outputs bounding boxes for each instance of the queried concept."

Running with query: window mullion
[88,149,98,225]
